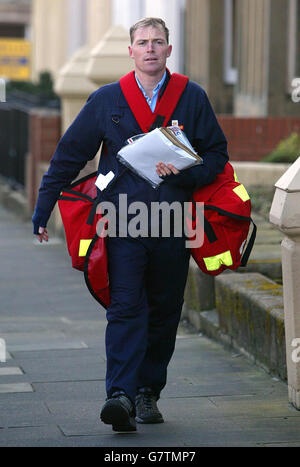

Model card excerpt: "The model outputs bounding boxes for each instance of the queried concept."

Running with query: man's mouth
[145,57,158,62]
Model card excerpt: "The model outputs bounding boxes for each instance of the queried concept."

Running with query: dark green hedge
[261,133,300,163]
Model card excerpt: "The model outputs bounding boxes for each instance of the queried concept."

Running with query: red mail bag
[186,162,256,275]
[58,172,110,309]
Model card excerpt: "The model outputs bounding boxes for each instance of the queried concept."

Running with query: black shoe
[100,391,137,432]
[135,387,164,424]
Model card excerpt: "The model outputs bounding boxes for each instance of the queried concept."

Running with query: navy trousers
[105,235,190,404]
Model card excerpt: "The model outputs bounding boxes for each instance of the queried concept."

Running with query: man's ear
[167,45,172,58]
[128,46,134,59]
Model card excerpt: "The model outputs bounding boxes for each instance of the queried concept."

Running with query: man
[32,18,228,432]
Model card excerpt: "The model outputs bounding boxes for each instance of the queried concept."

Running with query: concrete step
[184,267,286,381]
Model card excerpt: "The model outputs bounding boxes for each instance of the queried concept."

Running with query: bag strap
[83,233,108,308]
[240,221,257,267]
[119,70,189,133]
[69,171,98,188]
[204,204,252,223]
[61,188,95,203]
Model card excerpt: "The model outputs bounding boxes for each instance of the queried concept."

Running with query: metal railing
[0,101,29,188]
[0,91,60,189]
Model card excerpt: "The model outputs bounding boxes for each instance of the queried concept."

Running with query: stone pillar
[53,0,111,173]
[144,0,186,73]
[185,0,210,89]
[87,0,111,48]
[112,0,144,30]
[66,0,87,59]
[54,46,97,133]
[31,0,69,81]
[270,157,300,409]
[54,0,112,132]
[234,0,271,116]
[85,25,132,86]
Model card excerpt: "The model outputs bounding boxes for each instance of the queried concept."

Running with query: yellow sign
[0,38,31,81]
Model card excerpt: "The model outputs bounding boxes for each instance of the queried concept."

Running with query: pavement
[1,204,300,448]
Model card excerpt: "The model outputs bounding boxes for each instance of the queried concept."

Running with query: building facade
[0,0,31,38]
[1,0,299,117]
[185,0,300,117]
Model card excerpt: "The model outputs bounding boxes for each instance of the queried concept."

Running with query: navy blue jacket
[32,75,229,234]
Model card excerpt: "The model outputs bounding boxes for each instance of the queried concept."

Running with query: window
[224,0,238,84]
[287,0,300,90]
[112,0,145,30]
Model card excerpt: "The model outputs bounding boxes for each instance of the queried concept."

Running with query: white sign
[0,338,6,363]
[291,78,300,103]
[291,337,300,363]
[0,78,5,102]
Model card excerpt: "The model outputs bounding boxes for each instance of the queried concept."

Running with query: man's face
[129,26,172,76]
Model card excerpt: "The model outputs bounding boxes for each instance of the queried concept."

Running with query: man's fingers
[167,164,180,175]
[37,228,49,243]
[156,163,171,176]
[156,162,179,177]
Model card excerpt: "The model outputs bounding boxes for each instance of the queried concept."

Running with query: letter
[96,201,116,238]
[172,452,182,462]
[184,201,205,248]
[151,201,182,238]
[149,452,156,462]
[118,194,128,237]
[104,454,110,462]
[291,338,300,363]
[132,454,139,465]
[291,78,300,103]
[128,201,149,237]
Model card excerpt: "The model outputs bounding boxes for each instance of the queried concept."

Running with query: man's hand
[156,162,180,177]
[36,227,49,243]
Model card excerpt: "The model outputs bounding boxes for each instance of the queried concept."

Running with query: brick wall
[217,116,300,161]
[26,109,61,211]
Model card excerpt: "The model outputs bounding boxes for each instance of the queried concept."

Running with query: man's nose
[146,41,154,52]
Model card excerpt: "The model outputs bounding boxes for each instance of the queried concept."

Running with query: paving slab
[0,400,52,427]
[0,383,33,394]
[18,352,106,382]
[0,367,23,376]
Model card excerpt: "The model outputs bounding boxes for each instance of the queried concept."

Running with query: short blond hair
[130,17,169,44]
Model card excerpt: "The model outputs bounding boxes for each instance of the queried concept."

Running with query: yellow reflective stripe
[233,184,250,202]
[203,250,233,271]
[233,171,239,183]
[78,239,92,257]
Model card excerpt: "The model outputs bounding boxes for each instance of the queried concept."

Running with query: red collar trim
[119,70,189,133]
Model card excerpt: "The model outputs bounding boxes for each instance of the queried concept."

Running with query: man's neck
[135,69,166,98]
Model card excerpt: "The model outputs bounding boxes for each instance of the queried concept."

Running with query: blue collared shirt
[135,71,167,113]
